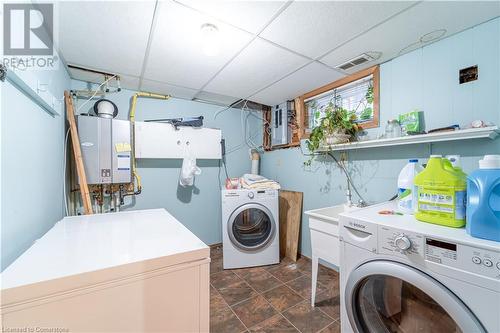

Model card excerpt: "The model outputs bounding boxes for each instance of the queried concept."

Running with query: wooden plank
[64,91,93,215]
[279,190,303,262]
[262,105,272,150]
[294,96,306,140]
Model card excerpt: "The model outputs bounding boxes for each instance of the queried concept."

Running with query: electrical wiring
[223,158,230,180]
[76,75,117,114]
[63,127,70,216]
[215,97,271,155]
[213,98,244,120]
[218,159,222,190]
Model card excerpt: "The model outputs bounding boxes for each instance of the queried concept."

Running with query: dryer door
[345,260,485,333]
[228,203,276,252]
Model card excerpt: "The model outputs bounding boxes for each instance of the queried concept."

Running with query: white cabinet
[135,121,222,159]
[310,218,340,266]
[1,209,210,332]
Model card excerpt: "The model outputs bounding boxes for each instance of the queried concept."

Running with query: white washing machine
[221,189,279,269]
[339,202,500,333]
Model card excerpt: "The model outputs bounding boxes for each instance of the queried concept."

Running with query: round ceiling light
[420,29,447,43]
[200,23,220,56]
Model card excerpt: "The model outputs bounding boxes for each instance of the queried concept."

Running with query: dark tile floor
[210,245,341,333]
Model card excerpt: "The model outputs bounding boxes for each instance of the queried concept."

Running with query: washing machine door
[228,203,276,252]
[345,260,485,333]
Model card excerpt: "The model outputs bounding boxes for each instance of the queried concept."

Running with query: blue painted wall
[259,18,500,258]
[1,65,71,270]
[2,17,497,271]
[71,80,262,246]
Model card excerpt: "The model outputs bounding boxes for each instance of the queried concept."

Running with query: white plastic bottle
[397,159,424,214]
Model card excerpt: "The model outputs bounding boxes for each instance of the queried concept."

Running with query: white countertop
[305,204,359,223]
[340,201,500,251]
[1,209,209,290]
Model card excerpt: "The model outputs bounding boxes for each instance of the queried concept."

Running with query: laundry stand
[305,206,344,306]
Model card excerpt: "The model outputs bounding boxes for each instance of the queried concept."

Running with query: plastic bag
[179,155,201,187]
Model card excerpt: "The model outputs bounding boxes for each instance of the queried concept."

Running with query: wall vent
[336,53,376,71]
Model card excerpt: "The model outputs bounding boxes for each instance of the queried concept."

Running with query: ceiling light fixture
[200,23,220,56]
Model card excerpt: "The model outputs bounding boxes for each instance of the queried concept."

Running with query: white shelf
[317,126,499,152]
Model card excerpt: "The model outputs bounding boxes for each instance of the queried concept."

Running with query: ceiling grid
[59,0,500,106]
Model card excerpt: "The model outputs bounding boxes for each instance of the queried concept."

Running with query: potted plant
[306,102,361,153]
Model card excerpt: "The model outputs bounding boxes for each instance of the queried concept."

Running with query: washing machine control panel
[452,243,500,280]
[378,225,500,281]
[378,226,425,261]
[423,238,500,280]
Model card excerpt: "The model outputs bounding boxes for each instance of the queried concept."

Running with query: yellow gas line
[129,92,170,192]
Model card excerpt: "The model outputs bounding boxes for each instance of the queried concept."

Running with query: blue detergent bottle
[466,155,500,241]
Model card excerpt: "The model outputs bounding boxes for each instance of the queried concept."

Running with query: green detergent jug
[414,155,467,227]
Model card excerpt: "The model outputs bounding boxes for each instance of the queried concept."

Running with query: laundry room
[1,1,499,332]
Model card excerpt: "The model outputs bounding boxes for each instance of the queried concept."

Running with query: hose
[326,152,368,204]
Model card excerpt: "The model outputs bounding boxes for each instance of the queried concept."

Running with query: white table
[305,205,346,306]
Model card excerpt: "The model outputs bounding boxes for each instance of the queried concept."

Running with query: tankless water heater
[77,115,131,184]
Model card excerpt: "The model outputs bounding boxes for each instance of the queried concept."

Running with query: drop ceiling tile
[68,67,140,91]
[260,1,416,59]
[68,68,102,84]
[175,0,288,34]
[141,79,199,100]
[194,91,239,106]
[114,75,140,92]
[204,38,309,99]
[320,1,500,72]
[144,0,253,89]
[59,1,155,76]
[250,62,344,106]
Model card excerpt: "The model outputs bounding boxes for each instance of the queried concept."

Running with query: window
[296,65,380,139]
[262,65,380,150]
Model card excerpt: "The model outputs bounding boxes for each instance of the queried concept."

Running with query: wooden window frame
[296,65,380,140]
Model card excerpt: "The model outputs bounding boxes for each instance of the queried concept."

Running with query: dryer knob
[394,235,412,251]
[248,192,254,199]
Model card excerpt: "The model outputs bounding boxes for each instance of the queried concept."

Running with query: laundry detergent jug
[446,155,468,179]
[414,155,467,227]
[466,155,500,242]
[397,159,423,214]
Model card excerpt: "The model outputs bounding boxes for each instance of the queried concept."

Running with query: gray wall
[1,66,71,270]
[71,80,262,246]
[259,17,500,258]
